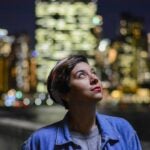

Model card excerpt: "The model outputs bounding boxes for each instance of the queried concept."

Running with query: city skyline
[0,0,150,47]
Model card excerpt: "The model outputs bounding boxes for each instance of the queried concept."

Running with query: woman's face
[65,62,103,105]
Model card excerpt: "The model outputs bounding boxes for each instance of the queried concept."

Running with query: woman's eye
[78,72,87,78]
[92,71,96,75]
[92,70,97,75]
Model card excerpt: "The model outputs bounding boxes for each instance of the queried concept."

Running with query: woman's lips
[91,86,101,92]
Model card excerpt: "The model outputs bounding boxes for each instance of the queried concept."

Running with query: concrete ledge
[0,117,43,131]
[0,118,43,150]
[0,105,66,150]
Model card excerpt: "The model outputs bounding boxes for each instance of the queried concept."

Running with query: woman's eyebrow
[72,70,85,78]
[91,68,96,72]
[91,68,94,71]
[75,70,85,75]
[75,68,95,74]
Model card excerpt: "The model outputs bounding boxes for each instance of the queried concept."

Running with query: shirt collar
[55,112,120,145]
[55,114,72,145]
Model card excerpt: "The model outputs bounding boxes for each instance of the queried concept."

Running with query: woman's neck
[68,105,96,135]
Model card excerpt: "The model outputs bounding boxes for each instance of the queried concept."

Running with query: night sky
[98,0,150,39]
[0,0,150,47]
[0,0,35,47]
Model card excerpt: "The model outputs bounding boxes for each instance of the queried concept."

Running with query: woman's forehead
[71,62,92,73]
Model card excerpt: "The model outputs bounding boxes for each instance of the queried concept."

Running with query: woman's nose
[90,74,99,84]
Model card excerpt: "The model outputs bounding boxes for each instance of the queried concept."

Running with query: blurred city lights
[16,91,23,99]
[35,98,42,106]
[98,39,110,52]
[0,28,8,37]
[4,89,16,107]
[46,98,53,106]
[23,98,30,106]
[92,16,103,26]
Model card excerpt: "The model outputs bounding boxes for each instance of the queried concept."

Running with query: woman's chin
[93,93,103,101]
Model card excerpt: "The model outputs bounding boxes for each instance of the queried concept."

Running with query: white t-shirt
[70,126,101,150]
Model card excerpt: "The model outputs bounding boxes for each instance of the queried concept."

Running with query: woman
[22,55,142,150]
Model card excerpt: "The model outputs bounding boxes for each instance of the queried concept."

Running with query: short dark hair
[47,54,88,109]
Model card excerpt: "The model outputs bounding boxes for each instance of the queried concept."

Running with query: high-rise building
[35,0,102,93]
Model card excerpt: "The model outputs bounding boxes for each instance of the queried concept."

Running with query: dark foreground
[0,104,150,150]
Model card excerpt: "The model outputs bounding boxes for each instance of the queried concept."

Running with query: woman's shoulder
[97,113,135,133]
[31,119,64,138]
[96,113,142,149]
[22,119,64,149]
[100,114,130,123]
[24,119,64,143]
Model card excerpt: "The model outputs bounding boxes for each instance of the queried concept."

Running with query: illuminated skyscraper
[35,0,102,93]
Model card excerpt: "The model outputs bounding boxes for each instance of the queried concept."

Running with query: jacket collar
[55,114,72,145]
[96,112,120,141]
[55,112,120,145]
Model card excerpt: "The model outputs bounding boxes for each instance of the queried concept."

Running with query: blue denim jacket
[22,113,142,150]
